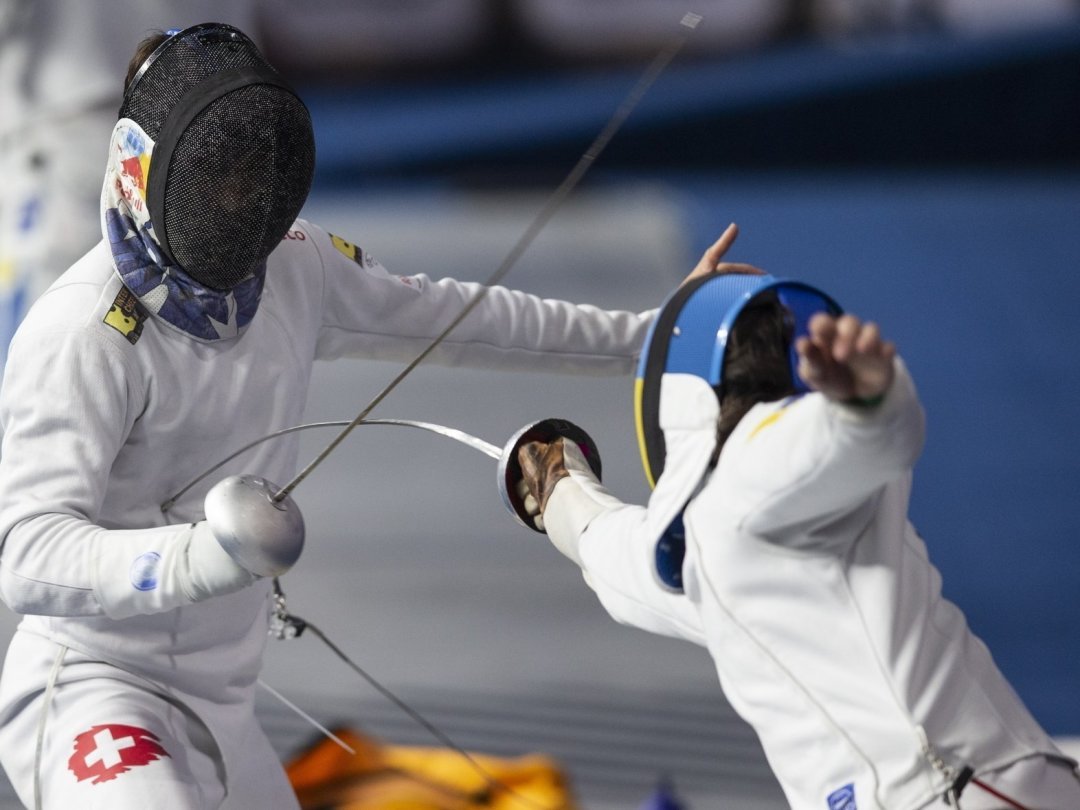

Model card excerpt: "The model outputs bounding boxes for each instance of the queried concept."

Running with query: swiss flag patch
[67,724,170,784]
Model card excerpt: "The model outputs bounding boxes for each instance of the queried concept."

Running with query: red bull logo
[120,155,148,194]
[114,124,153,215]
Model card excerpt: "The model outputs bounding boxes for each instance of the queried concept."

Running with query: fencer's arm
[723,312,923,536]
[0,515,258,619]
[0,327,274,619]
[300,221,654,374]
[726,355,925,538]
[527,443,707,645]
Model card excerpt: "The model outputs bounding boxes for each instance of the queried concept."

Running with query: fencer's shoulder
[275,218,386,275]
[15,241,149,353]
[267,218,367,276]
[727,394,807,448]
[49,239,115,289]
[268,219,342,261]
[23,241,114,319]
[268,218,322,259]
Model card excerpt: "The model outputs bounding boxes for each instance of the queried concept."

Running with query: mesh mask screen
[120,25,315,289]
[162,86,315,289]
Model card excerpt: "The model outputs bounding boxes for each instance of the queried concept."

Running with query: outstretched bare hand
[795,313,896,403]
[679,223,767,287]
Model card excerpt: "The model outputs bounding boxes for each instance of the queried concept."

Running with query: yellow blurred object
[286,727,579,810]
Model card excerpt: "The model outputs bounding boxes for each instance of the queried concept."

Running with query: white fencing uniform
[541,365,1080,810]
[0,219,651,808]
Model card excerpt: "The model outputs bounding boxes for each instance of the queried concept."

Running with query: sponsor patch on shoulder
[103,287,148,344]
[827,783,857,810]
[330,233,361,263]
[330,232,382,271]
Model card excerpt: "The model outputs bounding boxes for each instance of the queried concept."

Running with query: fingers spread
[799,312,897,401]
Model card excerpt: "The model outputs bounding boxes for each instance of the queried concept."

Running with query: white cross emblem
[84,728,136,769]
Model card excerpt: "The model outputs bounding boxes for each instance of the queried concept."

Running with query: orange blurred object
[285,727,579,810]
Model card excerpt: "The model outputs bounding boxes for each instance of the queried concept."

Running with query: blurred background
[2,1,1080,807]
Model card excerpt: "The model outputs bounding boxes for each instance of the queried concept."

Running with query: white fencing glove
[182,521,260,601]
[93,521,258,619]
[93,475,303,619]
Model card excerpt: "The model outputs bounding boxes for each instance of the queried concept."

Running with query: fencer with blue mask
[512,258,1080,810]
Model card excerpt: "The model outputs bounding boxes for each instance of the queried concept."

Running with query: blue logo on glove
[827,783,856,810]
[130,552,162,591]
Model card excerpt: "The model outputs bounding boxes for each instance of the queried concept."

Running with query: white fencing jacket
[543,365,1069,810]
[0,218,651,784]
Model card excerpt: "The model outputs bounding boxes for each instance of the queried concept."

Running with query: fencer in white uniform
[513,271,1080,810]
[0,23,679,809]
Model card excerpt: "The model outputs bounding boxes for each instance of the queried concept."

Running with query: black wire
[272,13,701,503]
[263,15,703,807]
[296,616,567,810]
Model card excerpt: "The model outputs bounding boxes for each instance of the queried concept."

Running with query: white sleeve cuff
[91,522,254,619]
[91,523,202,619]
[544,442,625,566]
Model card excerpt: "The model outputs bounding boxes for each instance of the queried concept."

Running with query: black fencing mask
[119,23,315,290]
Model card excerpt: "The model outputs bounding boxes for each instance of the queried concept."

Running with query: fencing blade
[162,418,501,513]
[270,12,702,504]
